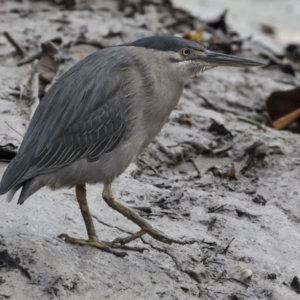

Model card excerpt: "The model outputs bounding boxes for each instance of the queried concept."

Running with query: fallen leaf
[181,29,204,43]
[291,276,300,294]
[0,250,31,280]
[266,87,300,121]
[0,143,18,163]
[224,164,237,180]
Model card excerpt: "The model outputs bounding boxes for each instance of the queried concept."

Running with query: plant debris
[207,204,227,213]
[252,194,267,206]
[155,192,184,209]
[0,250,31,280]
[221,237,235,255]
[241,142,268,173]
[207,120,232,137]
[224,164,237,180]
[268,273,277,280]
[3,31,27,58]
[291,276,300,294]
[0,144,17,163]
[258,41,300,75]
[266,87,300,132]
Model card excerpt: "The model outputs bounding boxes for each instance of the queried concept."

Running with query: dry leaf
[181,29,204,43]
[224,164,236,180]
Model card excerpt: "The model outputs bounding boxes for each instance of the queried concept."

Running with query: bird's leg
[75,184,97,239]
[102,183,191,246]
[58,184,142,257]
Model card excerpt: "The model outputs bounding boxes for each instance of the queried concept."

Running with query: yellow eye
[181,48,190,56]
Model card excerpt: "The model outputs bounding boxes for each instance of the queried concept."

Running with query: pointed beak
[201,50,265,67]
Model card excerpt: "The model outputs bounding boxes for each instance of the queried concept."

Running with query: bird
[0,35,263,257]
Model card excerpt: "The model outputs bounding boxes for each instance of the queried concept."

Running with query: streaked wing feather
[22,95,128,180]
[0,48,132,193]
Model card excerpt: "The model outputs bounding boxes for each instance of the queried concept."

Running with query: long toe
[102,241,148,253]
[111,230,146,246]
[58,233,127,257]
[109,227,197,247]
[146,227,198,245]
[143,227,198,245]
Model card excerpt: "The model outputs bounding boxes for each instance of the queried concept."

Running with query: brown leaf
[224,164,237,180]
[181,29,204,43]
[272,108,300,130]
[260,24,276,36]
[266,87,300,130]
[0,143,18,163]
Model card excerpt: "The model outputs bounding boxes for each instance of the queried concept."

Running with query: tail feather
[6,183,22,202]
[17,179,43,205]
[0,157,29,196]
[2,179,43,205]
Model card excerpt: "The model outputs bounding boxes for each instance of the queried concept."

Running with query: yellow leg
[59,184,146,257]
[102,183,194,246]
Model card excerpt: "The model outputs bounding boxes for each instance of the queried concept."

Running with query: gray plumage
[0,35,263,205]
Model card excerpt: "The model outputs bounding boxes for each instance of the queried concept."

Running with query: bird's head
[128,35,264,83]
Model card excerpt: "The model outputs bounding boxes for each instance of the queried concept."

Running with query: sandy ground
[0,1,300,299]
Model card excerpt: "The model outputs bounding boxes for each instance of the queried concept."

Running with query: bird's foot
[58,234,127,257]
[58,234,147,257]
[102,184,197,248]
[112,227,197,246]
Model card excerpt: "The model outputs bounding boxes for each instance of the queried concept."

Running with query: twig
[212,144,232,155]
[44,276,62,295]
[18,51,41,67]
[202,258,224,266]
[18,37,62,67]
[167,142,183,148]
[198,94,218,110]
[29,72,39,120]
[142,240,202,283]
[221,237,235,254]
[139,213,164,217]
[272,107,300,130]
[208,204,227,213]
[92,215,132,235]
[235,292,250,298]
[198,94,236,114]
[129,206,152,214]
[228,277,250,288]
[49,18,71,24]
[74,39,104,49]
[3,31,27,58]
[188,158,201,177]
[237,116,267,131]
[137,157,161,177]
[216,270,227,281]
[0,293,12,299]
[207,218,217,231]
[4,120,24,138]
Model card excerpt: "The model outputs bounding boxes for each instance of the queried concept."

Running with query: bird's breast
[133,78,184,153]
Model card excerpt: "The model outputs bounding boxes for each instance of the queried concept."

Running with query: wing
[0,48,133,194]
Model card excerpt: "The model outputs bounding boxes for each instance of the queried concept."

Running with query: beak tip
[249,61,266,67]
[204,50,266,68]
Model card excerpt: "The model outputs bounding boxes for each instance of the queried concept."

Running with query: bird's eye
[181,48,190,56]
